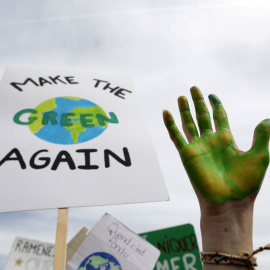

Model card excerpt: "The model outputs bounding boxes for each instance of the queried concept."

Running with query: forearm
[200,198,254,269]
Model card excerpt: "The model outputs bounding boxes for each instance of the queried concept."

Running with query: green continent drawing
[77,252,122,270]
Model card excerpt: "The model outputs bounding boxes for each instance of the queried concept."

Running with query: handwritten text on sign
[66,213,160,270]
[108,223,147,258]
[11,76,132,99]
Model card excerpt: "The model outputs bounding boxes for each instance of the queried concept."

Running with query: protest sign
[66,213,161,270]
[140,224,202,270]
[66,227,88,262]
[3,237,54,270]
[0,64,168,212]
[3,229,92,270]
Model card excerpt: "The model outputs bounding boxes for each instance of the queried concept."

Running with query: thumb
[251,119,270,151]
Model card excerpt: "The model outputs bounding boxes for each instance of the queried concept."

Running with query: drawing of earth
[28,97,108,144]
[77,252,122,270]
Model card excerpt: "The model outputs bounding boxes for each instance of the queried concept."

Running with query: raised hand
[163,86,270,204]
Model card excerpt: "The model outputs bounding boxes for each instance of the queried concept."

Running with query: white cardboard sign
[3,237,54,270]
[0,65,168,212]
[66,213,161,270]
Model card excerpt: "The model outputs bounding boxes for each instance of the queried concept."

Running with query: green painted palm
[164,87,270,204]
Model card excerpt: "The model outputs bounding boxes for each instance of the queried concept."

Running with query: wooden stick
[53,208,69,270]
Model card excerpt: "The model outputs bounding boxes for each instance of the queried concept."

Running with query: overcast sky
[1,0,270,269]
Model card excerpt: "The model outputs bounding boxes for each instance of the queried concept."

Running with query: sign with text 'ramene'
[3,237,54,270]
[0,65,168,212]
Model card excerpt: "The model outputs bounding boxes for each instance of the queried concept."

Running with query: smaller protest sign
[66,227,88,262]
[3,237,54,270]
[140,224,202,270]
[66,213,161,270]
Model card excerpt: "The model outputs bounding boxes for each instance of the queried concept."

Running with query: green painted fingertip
[178,96,189,111]
[209,94,221,104]
[190,86,203,100]
[255,119,270,134]
[164,110,175,126]
[190,86,200,91]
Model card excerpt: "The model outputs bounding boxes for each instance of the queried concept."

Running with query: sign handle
[53,208,69,270]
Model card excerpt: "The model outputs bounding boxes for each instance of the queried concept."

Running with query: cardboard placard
[66,213,161,270]
[140,224,202,270]
[3,237,54,270]
[0,65,168,212]
[66,227,88,263]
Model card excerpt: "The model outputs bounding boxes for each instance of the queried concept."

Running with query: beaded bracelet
[200,243,270,269]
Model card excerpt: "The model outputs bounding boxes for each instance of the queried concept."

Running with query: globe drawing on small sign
[77,252,122,270]
[18,96,119,145]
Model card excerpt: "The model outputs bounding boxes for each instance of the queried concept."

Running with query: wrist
[200,197,255,269]
[200,197,254,254]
